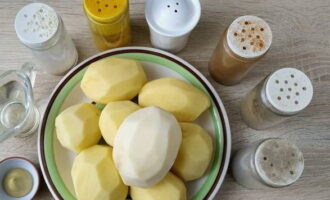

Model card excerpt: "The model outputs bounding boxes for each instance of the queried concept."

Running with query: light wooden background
[1,0,330,199]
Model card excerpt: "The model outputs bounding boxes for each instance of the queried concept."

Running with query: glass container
[0,63,39,143]
[15,3,78,75]
[83,0,131,51]
[209,15,272,85]
[241,67,313,130]
[232,138,304,189]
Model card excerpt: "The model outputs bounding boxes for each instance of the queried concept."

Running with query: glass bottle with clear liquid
[0,63,39,142]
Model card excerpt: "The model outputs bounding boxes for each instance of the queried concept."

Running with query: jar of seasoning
[15,3,78,75]
[241,68,313,130]
[232,138,304,189]
[83,0,131,51]
[209,16,272,85]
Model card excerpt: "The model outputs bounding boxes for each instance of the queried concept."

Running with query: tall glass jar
[241,68,313,130]
[83,0,131,51]
[209,15,272,85]
[15,3,78,75]
[232,138,304,189]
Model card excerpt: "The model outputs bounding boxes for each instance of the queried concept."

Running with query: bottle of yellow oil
[83,0,131,51]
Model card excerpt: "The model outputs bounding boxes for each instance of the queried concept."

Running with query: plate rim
[38,46,232,200]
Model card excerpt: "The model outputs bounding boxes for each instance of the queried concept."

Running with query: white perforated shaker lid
[255,138,304,187]
[145,0,201,37]
[264,68,313,115]
[227,15,272,59]
[15,3,59,49]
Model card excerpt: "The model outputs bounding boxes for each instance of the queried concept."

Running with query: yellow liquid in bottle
[84,0,131,51]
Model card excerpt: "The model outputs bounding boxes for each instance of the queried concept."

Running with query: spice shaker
[209,16,272,85]
[15,3,78,75]
[83,0,131,51]
[241,68,313,130]
[232,138,304,189]
[145,0,201,53]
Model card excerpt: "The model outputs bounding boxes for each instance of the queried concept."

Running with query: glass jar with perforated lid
[83,0,131,51]
[232,138,304,189]
[240,68,313,130]
[14,3,78,75]
[209,15,273,85]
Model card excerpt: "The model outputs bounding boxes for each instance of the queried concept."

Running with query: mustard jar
[83,0,131,51]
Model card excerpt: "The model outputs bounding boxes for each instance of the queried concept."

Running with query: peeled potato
[138,78,210,121]
[172,123,213,181]
[72,145,128,200]
[131,172,186,200]
[55,103,101,152]
[113,106,182,188]
[81,57,147,104]
[99,101,140,146]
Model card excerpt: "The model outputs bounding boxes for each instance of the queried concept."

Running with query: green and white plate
[38,47,231,200]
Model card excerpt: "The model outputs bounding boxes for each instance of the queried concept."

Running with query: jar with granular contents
[232,138,304,189]
[241,68,313,130]
[83,0,131,51]
[209,15,272,85]
[15,3,78,75]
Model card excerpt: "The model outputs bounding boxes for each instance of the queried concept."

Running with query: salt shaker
[15,3,78,75]
[83,0,131,51]
[232,138,304,189]
[209,16,272,85]
[241,68,313,130]
[145,0,201,53]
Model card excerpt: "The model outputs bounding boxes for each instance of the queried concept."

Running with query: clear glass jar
[209,15,272,85]
[241,68,313,130]
[83,0,131,51]
[232,138,304,189]
[0,63,39,142]
[15,3,78,75]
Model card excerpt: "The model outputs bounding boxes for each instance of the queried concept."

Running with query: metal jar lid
[83,0,129,23]
[15,3,60,49]
[254,138,304,187]
[227,15,272,59]
[145,0,201,37]
[263,67,313,115]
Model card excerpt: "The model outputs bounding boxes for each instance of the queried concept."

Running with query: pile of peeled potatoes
[55,57,214,200]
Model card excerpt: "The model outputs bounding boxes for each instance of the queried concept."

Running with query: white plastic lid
[227,15,272,59]
[145,0,201,37]
[264,68,313,115]
[255,138,304,187]
[15,3,59,48]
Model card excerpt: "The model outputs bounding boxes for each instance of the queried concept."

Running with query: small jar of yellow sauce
[83,0,131,51]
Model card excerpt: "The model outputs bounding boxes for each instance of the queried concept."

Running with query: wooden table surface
[1,0,330,199]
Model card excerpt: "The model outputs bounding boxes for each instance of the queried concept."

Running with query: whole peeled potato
[131,172,186,200]
[113,106,182,188]
[72,145,128,200]
[172,123,214,181]
[81,57,147,104]
[138,77,210,122]
[55,103,101,153]
[99,101,140,146]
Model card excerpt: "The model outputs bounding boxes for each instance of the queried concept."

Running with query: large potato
[113,106,182,188]
[99,101,140,146]
[172,123,213,181]
[55,103,101,152]
[72,145,128,200]
[131,172,186,200]
[138,78,210,121]
[81,58,147,104]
